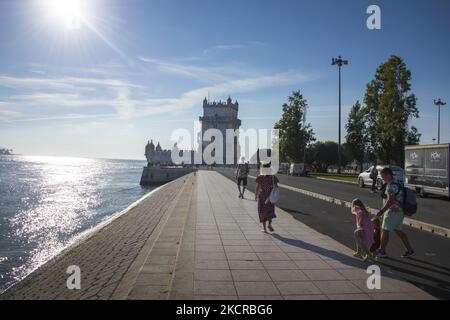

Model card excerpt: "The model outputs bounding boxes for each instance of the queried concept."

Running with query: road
[283,172,450,229]
[215,168,450,299]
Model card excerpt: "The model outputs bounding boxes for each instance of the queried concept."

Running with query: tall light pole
[434,98,447,144]
[303,106,308,164]
[332,55,348,174]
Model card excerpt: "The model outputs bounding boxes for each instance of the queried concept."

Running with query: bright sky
[0,0,449,160]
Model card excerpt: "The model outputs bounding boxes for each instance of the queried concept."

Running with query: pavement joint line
[247,175,449,239]
[213,175,284,297]
[202,173,235,296]
[167,174,195,299]
[111,174,194,299]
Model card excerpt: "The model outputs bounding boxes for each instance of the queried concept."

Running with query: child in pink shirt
[352,199,374,261]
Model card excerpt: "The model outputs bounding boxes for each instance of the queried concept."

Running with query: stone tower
[199,96,242,165]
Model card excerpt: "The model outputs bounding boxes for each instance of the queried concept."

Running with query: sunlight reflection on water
[0,155,150,292]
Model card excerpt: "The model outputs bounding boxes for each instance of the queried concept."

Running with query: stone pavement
[1,170,435,300]
[1,175,192,300]
[122,171,435,300]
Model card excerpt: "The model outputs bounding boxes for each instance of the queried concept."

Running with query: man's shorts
[382,209,404,231]
[237,177,248,186]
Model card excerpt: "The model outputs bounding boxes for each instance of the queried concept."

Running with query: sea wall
[139,166,194,186]
[0,173,194,300]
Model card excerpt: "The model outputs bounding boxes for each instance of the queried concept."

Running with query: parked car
[278,162,290,174]
[358,165,405,189]
[289,163,308,176]
[405,144,449,198]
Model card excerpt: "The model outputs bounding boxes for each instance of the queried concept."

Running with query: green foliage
[274,91,315,163]
[363,55,420,165]
[345,101,367,170]
[406,126,421,146]
[306,141,350,172]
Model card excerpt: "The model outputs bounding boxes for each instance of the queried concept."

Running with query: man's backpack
[403,187,418,216]
[393,181,418,216]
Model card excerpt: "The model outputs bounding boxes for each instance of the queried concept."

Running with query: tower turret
[149,140,155,150]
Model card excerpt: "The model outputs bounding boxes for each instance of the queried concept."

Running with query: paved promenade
[1,171,434,300]
[1,175,190,300]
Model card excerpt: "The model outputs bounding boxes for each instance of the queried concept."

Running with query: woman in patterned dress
[255,162,279,233]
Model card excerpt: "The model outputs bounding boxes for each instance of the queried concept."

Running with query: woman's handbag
[265,176,280,204]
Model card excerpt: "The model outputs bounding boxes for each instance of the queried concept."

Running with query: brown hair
[381,167,394,178]
[351,198,369,216]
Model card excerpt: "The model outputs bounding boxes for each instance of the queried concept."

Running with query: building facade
[199,96,242,165]
[145,140,172,165]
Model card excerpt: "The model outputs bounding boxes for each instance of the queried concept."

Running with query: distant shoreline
[0,154,145,162]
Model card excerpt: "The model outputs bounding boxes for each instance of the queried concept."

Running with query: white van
[278,163,290,174]
[289,163,307,176]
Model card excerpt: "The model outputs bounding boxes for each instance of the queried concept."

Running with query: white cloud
[0,75,142,90]
[133,71,316,117]
[0,108,24,121]
[9,113,116,122]
[202,41,266,55]
[138,56,253,83]
[0,62,317,122]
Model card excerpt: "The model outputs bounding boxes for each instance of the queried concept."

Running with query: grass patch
[309,173,358,184]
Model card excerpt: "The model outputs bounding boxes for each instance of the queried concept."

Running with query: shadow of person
[279,207,311,216]
[270,233,370,269]
[407,257,450,274]
[270,233,448,296]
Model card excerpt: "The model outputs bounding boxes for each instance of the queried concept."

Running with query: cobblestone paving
[1,175,192,300]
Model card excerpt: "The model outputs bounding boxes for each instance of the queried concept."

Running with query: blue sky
[0,0,449,159]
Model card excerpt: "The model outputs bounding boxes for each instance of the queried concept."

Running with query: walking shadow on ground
[271,234,450,299]
[374,256,450,299]
[279,207,311,216]
[271,233,371,269]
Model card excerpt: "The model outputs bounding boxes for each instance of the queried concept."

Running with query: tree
[345,101,368,172]
[306,141,350,172]
[363,55,419,165]
[274,91,315,163]
[406,126,421,146]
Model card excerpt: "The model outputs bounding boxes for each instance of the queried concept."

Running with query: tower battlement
[203,96,239,111]
[200,96,241,165]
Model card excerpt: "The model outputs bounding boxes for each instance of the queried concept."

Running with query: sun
[43,0,86,30]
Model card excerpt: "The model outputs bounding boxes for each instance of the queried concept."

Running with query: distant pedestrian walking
[236,157,250,199]
[375,167,415,259]
[255,162,279,233]
[370,164,379,192]
[351,199,374,261]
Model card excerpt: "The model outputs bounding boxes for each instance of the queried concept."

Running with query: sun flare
[43,0,86,30]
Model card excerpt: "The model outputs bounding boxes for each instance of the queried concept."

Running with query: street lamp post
[434,98,447,144]
[303,107,308,164]
[332,55,348,174]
